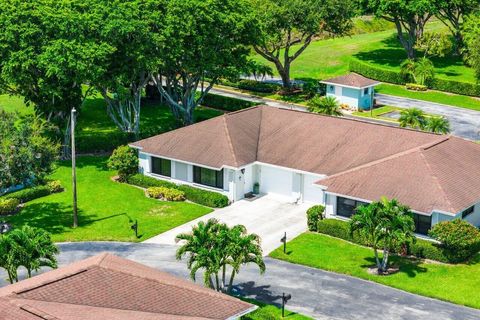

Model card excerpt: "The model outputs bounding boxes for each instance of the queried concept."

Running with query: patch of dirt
[148,206,175,217]
[367,266,400,276]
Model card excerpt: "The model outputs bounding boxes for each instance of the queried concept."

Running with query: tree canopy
[463,13,480,82]
[252,0,355,89]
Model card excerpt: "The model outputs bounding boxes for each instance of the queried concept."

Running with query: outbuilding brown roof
[0,253,255,320]
[131,106,480,215]
[321,73,380,88]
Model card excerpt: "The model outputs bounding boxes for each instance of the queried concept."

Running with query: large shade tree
[432,0,479,53]
[152,0,256,125]
[252,0,355,90]
[463,13,480,82]
[369,0,435,59]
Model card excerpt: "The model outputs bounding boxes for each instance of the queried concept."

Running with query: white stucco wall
[463,203,480,227]
[303,174,325,203]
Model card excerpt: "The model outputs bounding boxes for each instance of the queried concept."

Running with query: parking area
[144,195,309,255]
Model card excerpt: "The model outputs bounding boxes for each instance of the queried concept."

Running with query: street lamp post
[71,107,78,228]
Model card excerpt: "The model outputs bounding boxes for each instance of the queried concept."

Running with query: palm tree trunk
[227,270,236,294]
[222,265,226,292]
[215,273,220,291]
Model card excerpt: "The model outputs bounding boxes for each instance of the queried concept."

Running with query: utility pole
[71,107,78,228]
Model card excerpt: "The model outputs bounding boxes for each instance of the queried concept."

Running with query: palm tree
[399,108,426,129]
[424,116,450,134]
[0,235,19,284]
[307,96,343,116]
[350,198,415,274]
[176,219,265,292]
[414,57,435,86]
[400,59,416,83]
[8,226,58,278]
[225,225,265,293]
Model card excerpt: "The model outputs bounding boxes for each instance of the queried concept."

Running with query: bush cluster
[237,79,280,93]
[76,132,132,153]
[0,198,20,215]
[3,182,62,204]
[306,205,325,231]
[349,58,480,96]
[201,93,257,112]
[316,219,454,263]
[108,145,139,181]
[405,83,428,91]
[47,180,64,193]
[126,174,229,208]
[146,187,186,201]
[429,219,480,263]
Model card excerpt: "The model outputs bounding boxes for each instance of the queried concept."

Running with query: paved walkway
[2,242,479,320]
[144,195,309,255]
[375,94,480,140]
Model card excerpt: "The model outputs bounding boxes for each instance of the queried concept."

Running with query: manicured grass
[0,94,32,115]
[270,233,480,309]
[4,156,213,242]
[376,83,480,111]
[352,105,400,122]
[241,299,312,320]
[253,20,476,84]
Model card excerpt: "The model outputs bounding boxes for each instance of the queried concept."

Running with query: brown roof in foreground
[0,253,254,320]
[321,73,380,88]
[131,106,480,215]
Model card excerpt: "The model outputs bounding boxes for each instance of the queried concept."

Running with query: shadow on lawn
[55,156,109,171]
[361,256,427,278]
[6,202,127,236]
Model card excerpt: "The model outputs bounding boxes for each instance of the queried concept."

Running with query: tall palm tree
[8,226,58,278]
[425,116,450,134]
[0,235,19,284]
[307,96,343,116]
[399,108,426,129]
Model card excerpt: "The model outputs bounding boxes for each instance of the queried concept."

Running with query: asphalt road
[2,242,478,320]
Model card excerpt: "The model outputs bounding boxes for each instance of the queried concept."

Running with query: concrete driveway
[144,195,309,255]
[376,93,480,140]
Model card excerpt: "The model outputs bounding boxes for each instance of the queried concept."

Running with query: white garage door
[303,174,324,203]
[259,165,293,199]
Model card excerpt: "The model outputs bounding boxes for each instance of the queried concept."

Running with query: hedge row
[349,58,480,97]
[218,79,281,93]
[201,93,258,112]
[126,174,229,208]
[317,219,451,263]
[2,181,63,204]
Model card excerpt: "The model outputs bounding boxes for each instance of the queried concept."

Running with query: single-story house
[130,106,480,235]
[321,73,380,110]
[0,253,256,320]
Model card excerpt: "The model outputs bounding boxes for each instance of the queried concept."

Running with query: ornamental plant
[306,205,325,231]
[429,219,480,263]
[107,145,139,181]
[146,187,185,202]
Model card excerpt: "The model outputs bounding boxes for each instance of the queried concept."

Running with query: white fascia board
[252,161,327,178]
[321,81,381,90]
[137,151,238,171]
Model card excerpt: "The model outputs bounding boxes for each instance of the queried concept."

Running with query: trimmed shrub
[307,205,325,231]
[408,239,449,263]
[108,145,139,181]
[126,174,177,189]
[350,58,480,97]
[47,180,63,193]
[237,80,280,93]
[317,219,351,240]
[76,132,132,153]
[201,94,257,112]
[3,185,51,203]
[0,198,20,215]
[406,83,428,91]
[146,187,185,201]
[126,174,229,208]
[177,185,229,208]
[297,77,325,98]
[429,219,480,263]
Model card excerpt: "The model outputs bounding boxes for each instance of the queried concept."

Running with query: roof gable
[321,73,380,88]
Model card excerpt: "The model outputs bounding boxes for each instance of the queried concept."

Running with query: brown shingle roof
[321,73,380,88]
[318,136,480,214]
[0,253,254,320]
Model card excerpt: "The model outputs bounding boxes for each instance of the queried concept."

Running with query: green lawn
[253,20,476,84]
[4,156,213,242]
[352,105,400,122]
[242,299,312,320]
[376,83,480,112]
[270,233,480,309]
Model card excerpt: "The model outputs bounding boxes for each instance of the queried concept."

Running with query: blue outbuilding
[321,73,380,111]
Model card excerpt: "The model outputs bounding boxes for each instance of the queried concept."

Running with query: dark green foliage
[237,80,281,93]
[126,174,229,208]
[317,218,458,263]
[201,94,258,112]
[177,185,229,208]
[350,58,480,96]
[429,219,480,263]
[297,78,325,98]
[126,174,177,189]
[107,145,139,181]
[3,185,52,203]
[306,205,325,231]
[76,132,131,153]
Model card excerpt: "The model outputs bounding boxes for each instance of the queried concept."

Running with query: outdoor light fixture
[131,220,138,238]
[240,168,245,174]
[281,292,292,318]
[280,232,287,253]
[0,221,11,234]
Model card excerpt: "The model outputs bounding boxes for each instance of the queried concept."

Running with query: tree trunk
[373,246,381,271]
[215,273,220,291]
[227,269,236,293]
[222,265,226,292]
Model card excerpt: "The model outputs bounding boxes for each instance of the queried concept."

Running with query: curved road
[2,242,479,320]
